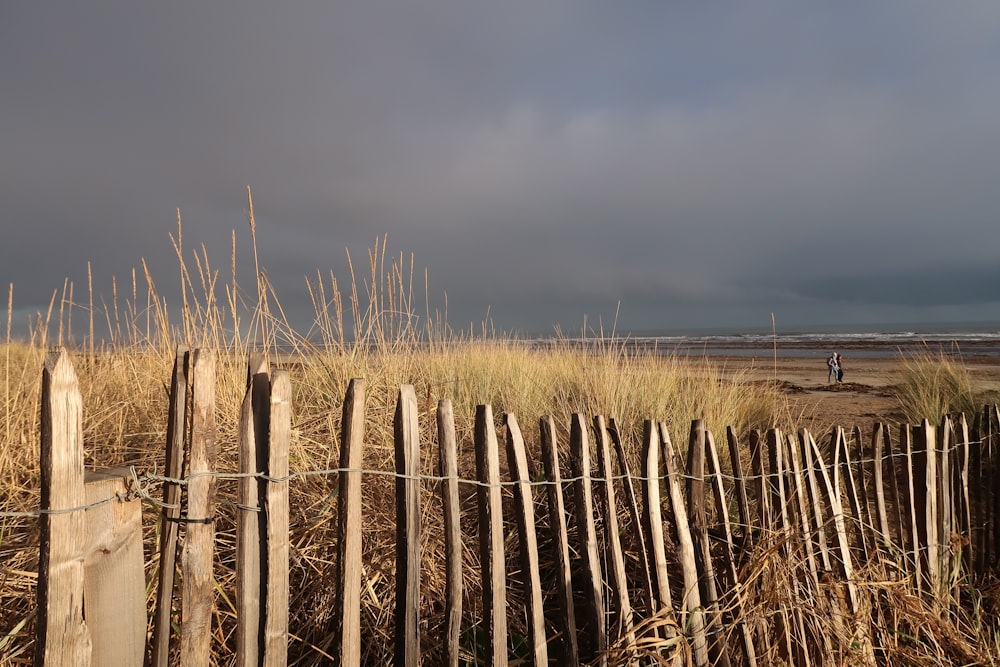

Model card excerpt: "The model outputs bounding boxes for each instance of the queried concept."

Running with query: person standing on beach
[836,353,844,382]
[827,353,839,383]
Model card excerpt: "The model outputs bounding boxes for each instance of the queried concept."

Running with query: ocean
[534,321,1000,359]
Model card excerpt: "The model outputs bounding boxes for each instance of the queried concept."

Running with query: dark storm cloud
[3,1,1000,334]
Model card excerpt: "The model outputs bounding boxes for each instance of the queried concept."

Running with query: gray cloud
[3,2,1000,336]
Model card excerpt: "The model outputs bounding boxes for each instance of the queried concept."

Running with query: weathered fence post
[659,423,708,667]
[505,413,548,665]
[181,348,218,666]
[84,469,145,667]
[685,421,730,667]
[913,421,940,598]
[394,386,421,667]
[236,354,268,667]
[437,399,463,667]
[726,426,753,549]
[475,405,507,667]
[264,370,291,667]
[609,419,657,621]
[592,415,634,654]
[570,413,607,664]
[152,346,189,667]
[336,379,366,666]
[806,432,876,666]
[539,415,581,666]
[35,348,91,667]
[706,429,757,667]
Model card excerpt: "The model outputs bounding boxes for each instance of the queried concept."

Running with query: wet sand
[707,353,1000,433]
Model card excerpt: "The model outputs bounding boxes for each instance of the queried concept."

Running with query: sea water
[534,320,1000,359]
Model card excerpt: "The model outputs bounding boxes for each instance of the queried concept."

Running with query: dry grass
[894,348,981,425]
[2,202,999,665]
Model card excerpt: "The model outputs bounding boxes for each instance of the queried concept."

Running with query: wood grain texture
[592,415,633,653]
[475,405,507,667]
[569,414,606,664]
[336,379,366,666]
[504,413,548,666]
[36,348,92,667]
[437,400,462,667]
[539,415,580,666]
[394,385,421,667]
[264,370,291,667]
[660,424,708,667]
[152,346,188,667]
[236,354,268,667]
[181,349,218,666]
[84,470,145,667]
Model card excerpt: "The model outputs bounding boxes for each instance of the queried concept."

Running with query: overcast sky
[4,2,1000,338]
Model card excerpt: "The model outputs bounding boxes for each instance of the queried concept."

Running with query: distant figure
[836,353,844,383]
[827,352,839,383]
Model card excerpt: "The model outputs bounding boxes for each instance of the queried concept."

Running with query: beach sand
[714,354,1000,434]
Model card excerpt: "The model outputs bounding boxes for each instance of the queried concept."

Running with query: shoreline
[702,353,1000,433]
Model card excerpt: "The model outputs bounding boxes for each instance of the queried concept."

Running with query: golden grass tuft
[894,348,980,424]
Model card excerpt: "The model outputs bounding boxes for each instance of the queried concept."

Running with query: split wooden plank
[593,415,634,652]
[152,346,189,667]
[706,429,757,667]
[570,413,607,664]
[641,420,673,614]
[954,414,973,580]
[609,418,657,620]
[180,349,218,667]
[475,405,508,667]
[913,421,940,599]
[263,370,291,667]
[684,421,731,667]
[539,415,581,666]
[394,385,421,666]
[505,413,548,666]
[659,423,709,667]
[871,424,893,558]
[84,469,145,667]
[901,424,923,593]
[766,429,805,667]
[336,379,366,666]
[36,348,91,667]
[727,426,753,551]
[806,433,876,667]
[437,400,463,667]
[236,353,268,667]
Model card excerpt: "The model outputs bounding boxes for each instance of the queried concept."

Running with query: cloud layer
[3,2,1000,335]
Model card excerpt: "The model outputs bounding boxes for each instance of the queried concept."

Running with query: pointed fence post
[437,399,463,667]
[684,421,730,667]
[659,424,708,667]
[539,415,581,666]
[609,419,657,621]
[36,348,91,667]
[505,413,548,665]
[264,370,291,667]
[336,379,366,666]
[394,386,421,667]
[592,415,634,653]
[475,405,507,667]
[570,414,606,664]
[181,349,218,666]
[152,346,189,667]
[236,354,268,667]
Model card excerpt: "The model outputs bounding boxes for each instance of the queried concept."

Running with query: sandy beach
[712,353,1000,434]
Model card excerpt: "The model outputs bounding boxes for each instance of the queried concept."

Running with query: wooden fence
[29,347,1000,665]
